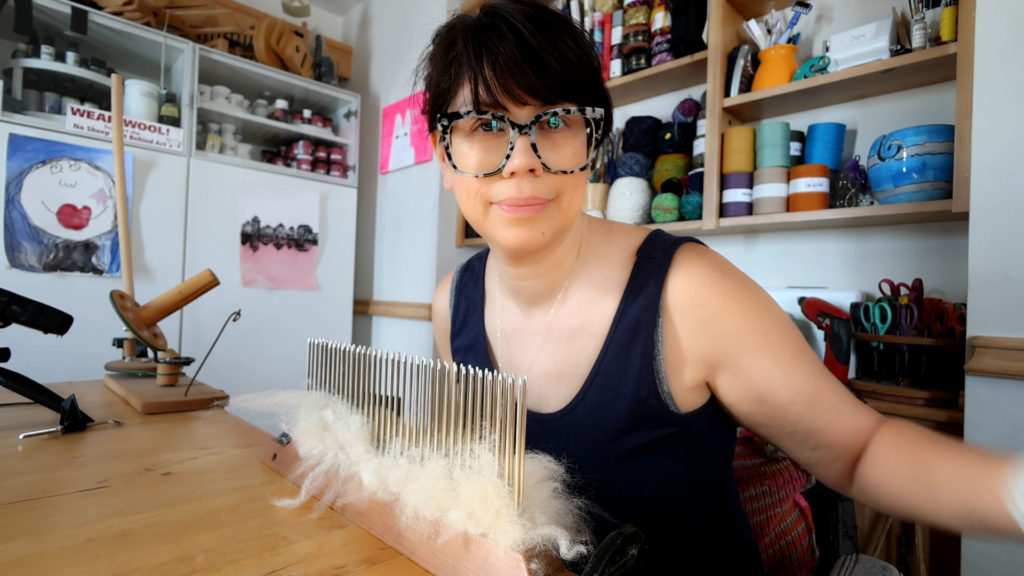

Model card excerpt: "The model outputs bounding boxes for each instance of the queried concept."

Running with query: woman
[420,1,1023,572]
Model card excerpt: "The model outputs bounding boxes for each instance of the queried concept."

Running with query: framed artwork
[4,133,132,276]
[379,91,432,174]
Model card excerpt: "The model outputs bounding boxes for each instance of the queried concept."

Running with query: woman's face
[433,86,590,252]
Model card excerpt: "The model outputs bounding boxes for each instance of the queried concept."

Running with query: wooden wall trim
[965,336,1024,381]
[353,299,432,321]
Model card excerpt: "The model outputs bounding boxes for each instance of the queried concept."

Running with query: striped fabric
[734,429,819,575]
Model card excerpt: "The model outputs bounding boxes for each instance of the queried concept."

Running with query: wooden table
[0,380,430,575]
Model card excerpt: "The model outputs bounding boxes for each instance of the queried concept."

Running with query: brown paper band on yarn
[753,196,788,215]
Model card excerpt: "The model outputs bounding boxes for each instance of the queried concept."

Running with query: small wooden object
[110,268,220,351]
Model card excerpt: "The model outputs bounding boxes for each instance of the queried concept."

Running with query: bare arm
[662,243,1020,538]
[433,271,454,363]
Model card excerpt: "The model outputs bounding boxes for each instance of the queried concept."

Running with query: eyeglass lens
[447,113,594,175]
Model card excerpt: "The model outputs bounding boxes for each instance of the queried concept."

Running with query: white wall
[343,0,451,358]
[960,0,1024,571]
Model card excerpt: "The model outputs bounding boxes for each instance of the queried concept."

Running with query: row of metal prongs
[305,339,528,508]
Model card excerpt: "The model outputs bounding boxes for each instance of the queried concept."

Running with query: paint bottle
[65,41,80,67]
[39,35,56,61]
[159,91,180,127]
[911,12,927,52]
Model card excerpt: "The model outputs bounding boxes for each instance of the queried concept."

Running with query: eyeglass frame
[435,106,606,178]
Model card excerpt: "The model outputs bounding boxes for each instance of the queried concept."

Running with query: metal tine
[514,376,527,509]
[455,364,465,467]
[504,373,515,487]
[403,353,413,454]
[484,370,495,475]
[305,338,314,392]
[372,348,383,448]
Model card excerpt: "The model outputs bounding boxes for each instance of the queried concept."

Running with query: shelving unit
[455,0,974,247]
[194,46,360,188]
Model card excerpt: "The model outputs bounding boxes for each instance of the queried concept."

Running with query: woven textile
[734,429,819,575]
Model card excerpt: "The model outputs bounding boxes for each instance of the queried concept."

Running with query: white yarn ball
[583,209,605,218]
[605,176,653,224]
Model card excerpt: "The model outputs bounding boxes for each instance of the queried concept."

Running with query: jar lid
[274,98,290,109]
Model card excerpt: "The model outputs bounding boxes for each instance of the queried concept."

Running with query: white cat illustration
[387,109,416,172]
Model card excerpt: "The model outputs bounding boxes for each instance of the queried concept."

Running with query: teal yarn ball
[681,192,703,221]
[650,192,681,223]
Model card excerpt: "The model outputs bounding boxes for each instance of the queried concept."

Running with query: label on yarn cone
[696,118,707,137]
[610,58,623,78]
[789,176,829,194]
[722,187,753,203]
[790,141,803,156]
[692,136,705,156]
[752,182,788,199]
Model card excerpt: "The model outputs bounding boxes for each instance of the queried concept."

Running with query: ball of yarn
[652,153,690,192]
[661,178,686,195]
[605,176,653,225]
[617,151,653,180]
[681,192,703,221]
[621,115,662,157]
[650,192,681,223]
[672,96,702,124]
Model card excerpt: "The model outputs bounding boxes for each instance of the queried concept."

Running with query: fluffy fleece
[234,391,592,562]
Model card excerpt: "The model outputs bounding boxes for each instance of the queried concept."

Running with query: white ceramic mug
[211,85,231,105]
[229,92,245,108]
[235,143,254,160]
[123,78,161,121]
[197,84,211,103]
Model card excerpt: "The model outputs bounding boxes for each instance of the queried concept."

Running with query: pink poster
[239,188,320,290]
[379,91,432,174]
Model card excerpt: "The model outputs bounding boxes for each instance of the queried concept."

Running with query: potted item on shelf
[866,124,954,205]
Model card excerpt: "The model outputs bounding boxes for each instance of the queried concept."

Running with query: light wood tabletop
[0,380,431,575]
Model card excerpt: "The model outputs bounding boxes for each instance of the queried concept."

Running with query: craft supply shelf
[852,332,963,347]
[455,0,975,246]
[194,46,360,188]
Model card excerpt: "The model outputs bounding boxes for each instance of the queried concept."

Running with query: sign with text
[65,104,184,152]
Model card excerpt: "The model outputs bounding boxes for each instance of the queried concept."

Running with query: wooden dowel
[110,73,136,359]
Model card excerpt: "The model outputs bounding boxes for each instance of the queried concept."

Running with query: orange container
[751,44,799,92]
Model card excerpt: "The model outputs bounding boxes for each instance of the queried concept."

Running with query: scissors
[894,302,919,336]
[924,300,966,340]
[859,301,893,347]
[793,55,830,80]
[878,278,921,304]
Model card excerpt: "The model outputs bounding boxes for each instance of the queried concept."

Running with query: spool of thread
[722,125,756,174]
[755,121,791,169]
[805,122,846,171]
[652,153,690,192]
[617,151,653,180]
[752,167,789,215]
[605,176,653,224]
[788,163,830,211]
[687,168,704,194]
[940,5,958,43]
[585,183,610,214]
[790,130,805,167]
[650,192,681,223]
[721,171,753,217]
[622,115,662,157]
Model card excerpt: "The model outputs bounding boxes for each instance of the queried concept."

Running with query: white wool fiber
[233,391,592,562]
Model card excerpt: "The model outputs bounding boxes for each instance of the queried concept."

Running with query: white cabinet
[180,158,358,397]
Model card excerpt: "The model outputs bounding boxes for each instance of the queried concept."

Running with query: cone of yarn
[755,121,791,169]
[650,192,681,223]
[804,123,846,171]
[722,125,756,174]
[788,163,830,211]
[652,153,690,192]
[721,171,753,217]
[687,168,704,194]
[622,116,662,157]
[606,176,653,224]
[617,151,653,180]
[790,130,805,167]
[752,166,789,215]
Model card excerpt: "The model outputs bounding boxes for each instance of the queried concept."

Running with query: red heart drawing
[56,204,92,230]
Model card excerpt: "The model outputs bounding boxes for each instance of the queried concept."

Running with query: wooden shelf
[722,44,958,123]
[703,199,965,234]
[606,50,708,107]
[728,0,797,21]
[853,333,963,347]
[646,218,706,235]
[10,57,112,87]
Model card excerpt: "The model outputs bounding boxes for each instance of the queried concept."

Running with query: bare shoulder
[433,270,455,362]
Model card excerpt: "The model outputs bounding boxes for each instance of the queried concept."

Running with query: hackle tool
[778,1,813,45]
[305,339,529,509]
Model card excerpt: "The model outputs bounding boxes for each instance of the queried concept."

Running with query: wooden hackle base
[103,373,228,414]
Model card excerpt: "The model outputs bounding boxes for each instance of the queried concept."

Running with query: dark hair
[418,0,613,144]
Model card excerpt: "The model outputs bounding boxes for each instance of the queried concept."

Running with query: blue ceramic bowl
[866,124,954,204]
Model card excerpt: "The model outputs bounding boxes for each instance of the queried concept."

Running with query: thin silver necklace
[495,235,582,376]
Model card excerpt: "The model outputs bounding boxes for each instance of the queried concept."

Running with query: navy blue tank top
[449,229,763,574]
